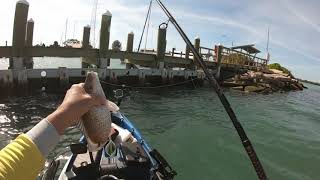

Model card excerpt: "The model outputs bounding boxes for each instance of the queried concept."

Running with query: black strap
[154,0,267,179]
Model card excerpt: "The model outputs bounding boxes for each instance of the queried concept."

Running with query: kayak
[47,111,176,180]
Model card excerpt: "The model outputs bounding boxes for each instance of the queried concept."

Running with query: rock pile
[223,69,306,93]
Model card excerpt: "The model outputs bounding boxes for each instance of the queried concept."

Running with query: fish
[79,71,112,151]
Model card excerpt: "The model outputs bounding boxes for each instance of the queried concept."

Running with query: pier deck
[0,0,269,97]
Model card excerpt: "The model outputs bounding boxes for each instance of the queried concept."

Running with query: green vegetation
[268,63,291,74]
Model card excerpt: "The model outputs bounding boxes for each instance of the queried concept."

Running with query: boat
[49,110,176,180]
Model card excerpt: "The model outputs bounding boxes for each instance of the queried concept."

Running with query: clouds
[0,0,319,81]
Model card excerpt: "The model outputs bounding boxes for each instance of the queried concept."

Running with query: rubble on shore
[222,68,307,94]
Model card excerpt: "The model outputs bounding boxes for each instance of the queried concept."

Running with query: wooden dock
[0,0,269,97]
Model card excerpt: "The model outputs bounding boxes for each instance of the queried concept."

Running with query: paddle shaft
[154,0,267,179]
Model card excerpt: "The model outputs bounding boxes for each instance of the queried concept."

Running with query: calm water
[0,83,319,180]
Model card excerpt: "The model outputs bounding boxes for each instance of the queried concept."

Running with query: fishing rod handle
[243,140,267,180]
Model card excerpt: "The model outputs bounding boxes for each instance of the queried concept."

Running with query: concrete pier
[99,11,112,68]
[11,0,29,70]
[126,32,134,69]
[25,18,34,69]
[156,24,167,69]
[0,0,270,97]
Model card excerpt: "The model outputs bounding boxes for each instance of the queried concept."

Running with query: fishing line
[100,77,197,89]
[138,0,153,52]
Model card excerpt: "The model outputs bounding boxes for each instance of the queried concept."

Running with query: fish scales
[79,71,111,151]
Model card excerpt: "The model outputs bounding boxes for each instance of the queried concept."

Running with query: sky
[0,0,319,81]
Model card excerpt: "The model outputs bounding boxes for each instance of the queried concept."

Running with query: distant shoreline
[298,79,320,86]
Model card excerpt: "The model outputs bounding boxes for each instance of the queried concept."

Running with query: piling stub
[126,31,134,69]
[99,11,112,68]
[25,18,34,69]
[156,24,167,69]
[58,67,69,90]
[11,0,29,69]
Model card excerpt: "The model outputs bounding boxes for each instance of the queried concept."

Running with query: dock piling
[215,45,223,80]
[82,25,90,49]
[156,24,167,69]
[99,11,112,68]
[81,25,91,68]
[11,0,29,70]
[25,18,34,69]
[126,32,134,69]
[193,36,200,69]
[185,44,190,59]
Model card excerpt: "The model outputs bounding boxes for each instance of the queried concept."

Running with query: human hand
[47,83,106,135]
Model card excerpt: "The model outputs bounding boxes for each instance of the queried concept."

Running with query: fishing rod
[153,0,267,179]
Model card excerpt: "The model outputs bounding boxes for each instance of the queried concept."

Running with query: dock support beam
[215,45,223,80]
[126,32,134,69]
[25,18,34,69]
[11,0,29,70]
[99,11,112,68]
[156,24,167,69]
[82,25,91,68]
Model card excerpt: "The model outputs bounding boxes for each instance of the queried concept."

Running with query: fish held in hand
[79,71,112,151]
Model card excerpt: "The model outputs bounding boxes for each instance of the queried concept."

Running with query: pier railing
[221,47,267,67]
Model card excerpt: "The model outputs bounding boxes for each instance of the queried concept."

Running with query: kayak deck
[57,112,176,180]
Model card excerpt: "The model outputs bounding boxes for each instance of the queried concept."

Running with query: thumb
[88,94,106,107]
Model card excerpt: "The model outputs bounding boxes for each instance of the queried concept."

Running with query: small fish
[79,71,112,151]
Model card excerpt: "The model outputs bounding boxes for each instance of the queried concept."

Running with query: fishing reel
[113,88,124,106]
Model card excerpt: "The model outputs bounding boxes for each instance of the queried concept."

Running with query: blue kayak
[51,111,176,180]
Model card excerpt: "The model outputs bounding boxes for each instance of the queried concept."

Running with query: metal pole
[154,0,267,179]
[144,0,152,52]
[137,0,152,52]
